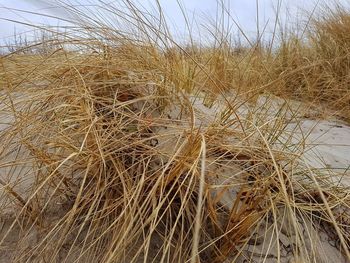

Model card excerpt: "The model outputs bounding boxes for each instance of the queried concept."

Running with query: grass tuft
[0,1,349,262]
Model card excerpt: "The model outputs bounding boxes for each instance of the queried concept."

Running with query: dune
[1,0,350,262]
[0,91,349,262]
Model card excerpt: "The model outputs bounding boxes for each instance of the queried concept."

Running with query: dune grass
[0,1,350,262]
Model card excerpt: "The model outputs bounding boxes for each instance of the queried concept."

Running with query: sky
[0,0,348,45]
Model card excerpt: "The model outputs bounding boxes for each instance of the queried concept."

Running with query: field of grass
[0,1,350,262]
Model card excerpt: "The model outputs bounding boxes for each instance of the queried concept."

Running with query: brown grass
[0,1,349,262]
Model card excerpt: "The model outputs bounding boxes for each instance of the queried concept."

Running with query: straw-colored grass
[0,1,349,262]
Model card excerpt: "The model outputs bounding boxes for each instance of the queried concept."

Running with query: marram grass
[0,1,349,262]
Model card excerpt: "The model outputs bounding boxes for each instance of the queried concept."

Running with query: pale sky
[0,0,348,45]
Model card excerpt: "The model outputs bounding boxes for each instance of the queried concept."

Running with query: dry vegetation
[0,1,349,262]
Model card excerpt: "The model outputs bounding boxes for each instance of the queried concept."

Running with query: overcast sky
[0,0,348,45]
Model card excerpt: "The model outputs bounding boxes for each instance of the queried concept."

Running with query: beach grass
[0,1,349,262]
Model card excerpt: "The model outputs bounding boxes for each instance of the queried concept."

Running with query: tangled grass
[0,1,350,262]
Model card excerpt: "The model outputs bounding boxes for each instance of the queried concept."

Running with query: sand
[0,93,349,262]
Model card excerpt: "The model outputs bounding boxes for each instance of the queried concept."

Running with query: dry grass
[0,1,349,262]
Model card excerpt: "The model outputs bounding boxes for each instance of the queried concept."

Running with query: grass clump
[0,1,349,262]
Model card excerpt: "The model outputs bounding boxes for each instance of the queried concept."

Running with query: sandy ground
[0,93,349,262]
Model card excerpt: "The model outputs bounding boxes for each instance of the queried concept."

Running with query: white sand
[1,93,349,262]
